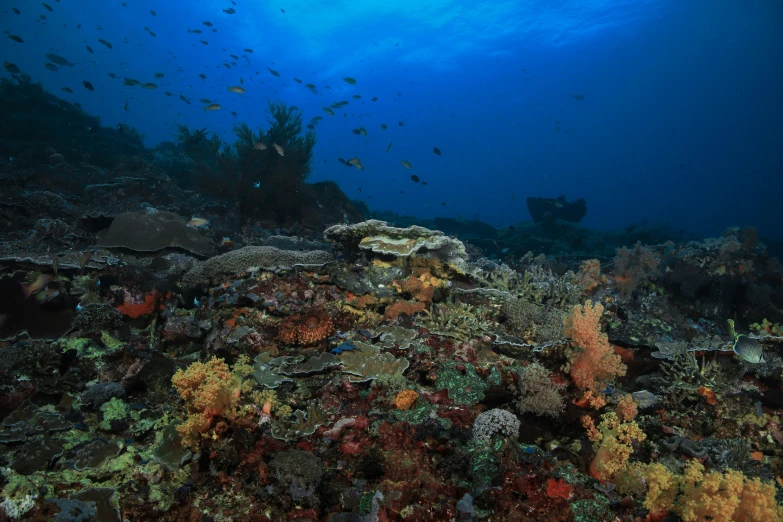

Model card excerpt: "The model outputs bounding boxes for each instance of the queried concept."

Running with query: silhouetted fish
[45,53,74,66]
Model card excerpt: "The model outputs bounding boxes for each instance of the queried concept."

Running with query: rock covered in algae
[323,219,468,267]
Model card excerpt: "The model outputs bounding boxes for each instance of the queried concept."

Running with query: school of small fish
[0,1,534,194]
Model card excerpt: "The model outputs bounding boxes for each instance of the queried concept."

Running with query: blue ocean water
[2,0,781,238]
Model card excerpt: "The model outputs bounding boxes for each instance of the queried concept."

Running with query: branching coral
[502,298,566,344]
[658,347,733,394]
[416,302,491,342]
[564,301,626,393]
[518,263,582,307]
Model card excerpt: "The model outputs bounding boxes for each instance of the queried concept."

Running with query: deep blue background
[2,0,781,238]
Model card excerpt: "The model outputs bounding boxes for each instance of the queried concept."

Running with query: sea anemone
[278,308,334,345]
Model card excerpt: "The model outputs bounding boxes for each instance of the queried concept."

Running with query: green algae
[100,331,125,350]
[99,397,135,431]
[57,337,96,356]
[435,360,490,406]
[570,497,610,522]
[388,401,451,429]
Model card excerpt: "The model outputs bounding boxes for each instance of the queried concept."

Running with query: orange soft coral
[577,258,606,292]
[615,395,638,421]
[581,415,602,443]
[384,300,426,320]
[564,301,626,393]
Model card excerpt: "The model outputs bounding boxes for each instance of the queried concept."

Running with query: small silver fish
[253,141,267,150]
[733,335,765,364]
[273,143,284,156]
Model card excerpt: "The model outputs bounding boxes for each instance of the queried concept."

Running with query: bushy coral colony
[2,78,783,521]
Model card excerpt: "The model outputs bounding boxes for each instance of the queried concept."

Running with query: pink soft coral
[564,300,626,393]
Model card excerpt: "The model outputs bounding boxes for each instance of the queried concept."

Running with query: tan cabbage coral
[278,308,334,345]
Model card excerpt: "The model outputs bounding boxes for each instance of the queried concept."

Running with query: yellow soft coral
[587,412,646,481]
[735,476,783,521]
[618,460,783,521]
[641,463,681,515]
[678,462,747,522]
[171,356,247,450]
[677,461,783,522]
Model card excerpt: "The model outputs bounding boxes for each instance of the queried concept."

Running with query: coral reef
[472,408,521,443]
[2,83,783,521]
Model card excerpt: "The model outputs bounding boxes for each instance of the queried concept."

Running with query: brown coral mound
[278,309,334,345]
